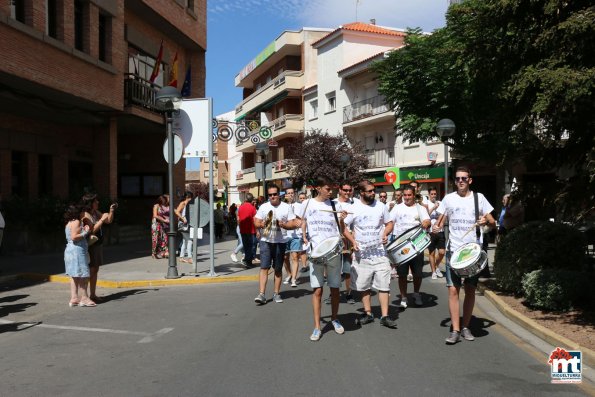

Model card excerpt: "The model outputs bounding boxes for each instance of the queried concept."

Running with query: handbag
[88,234,99,247]
[178,221,189,232]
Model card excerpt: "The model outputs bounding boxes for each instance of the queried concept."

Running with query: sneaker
[380,316,397,328]
[406,274,413,282]
[253,258,261,264]
[399,297,408,309]
[291,279,298,288]
[243,261,253,269]
[461,327,475,341]
[324,296,331,305]
[272,293,283,303]
[358,313,375,325]
[283,276,291,285]
[300,266,310,273]
[435,268,443,278]
[413,292,423,306]
[445,330,461,344]
[310,328,321,341]
[230,253,238,263]
[346,294,355,304]
[331,319,345,334]
[432,272,438,280]
[254,293,266,304]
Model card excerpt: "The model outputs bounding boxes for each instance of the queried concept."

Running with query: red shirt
[237,202,256,234]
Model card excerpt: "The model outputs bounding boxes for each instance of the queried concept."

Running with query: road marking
[0,319,173,343]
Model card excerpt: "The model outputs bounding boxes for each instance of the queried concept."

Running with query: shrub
[522,269,589,311]
[494,221,586,294]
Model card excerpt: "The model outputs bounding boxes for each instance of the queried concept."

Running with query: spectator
[502,192,525,232]
[238,193,258,268]
[64,204,94,307]
[175,191,194,263]
[214,203,225,239]
[152,195,170,259]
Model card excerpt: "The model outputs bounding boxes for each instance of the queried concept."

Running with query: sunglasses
[455,177,469,182]
[341,188,352,192]
[363,189,376,193]
[379,195,387,198]
[268,193,279,197]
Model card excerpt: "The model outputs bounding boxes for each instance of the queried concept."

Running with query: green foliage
[374,0,595,221]
[494,221,586,294]
[522,269,592,312]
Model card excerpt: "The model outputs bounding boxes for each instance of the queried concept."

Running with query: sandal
[68,300,80,307]
[79,300,97,307]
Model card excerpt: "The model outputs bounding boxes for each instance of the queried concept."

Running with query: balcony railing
[235,114,304,147]
[235,70,303,114]
[366,148,395,168]
[343,95,389,124]
[124,74,161,112]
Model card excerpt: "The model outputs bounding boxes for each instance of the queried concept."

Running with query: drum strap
[329,200,341,234]
[473,191,481,243]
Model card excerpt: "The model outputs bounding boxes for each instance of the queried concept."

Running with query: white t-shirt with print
[390,202,430,238]
[427,200,442,231]
[436,191,494,251]
[255,201,295,244]
[344,199,391,260]
[301,199,342,248]
[286,202,303,239]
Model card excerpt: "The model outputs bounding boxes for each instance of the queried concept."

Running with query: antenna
[355,0,360,21]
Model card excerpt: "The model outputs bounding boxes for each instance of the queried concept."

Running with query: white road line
[0,319,173,343]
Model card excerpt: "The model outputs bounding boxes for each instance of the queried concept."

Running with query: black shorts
[428,232,446,252]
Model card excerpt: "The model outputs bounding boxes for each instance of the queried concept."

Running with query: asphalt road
[0,274,593,397]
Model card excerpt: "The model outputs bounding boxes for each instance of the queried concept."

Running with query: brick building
[0,0,206,223]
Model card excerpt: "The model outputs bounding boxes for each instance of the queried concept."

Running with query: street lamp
[436,119,456,196]
[340,154,350,181]
[156,86,182,279]
[255,142,270,197]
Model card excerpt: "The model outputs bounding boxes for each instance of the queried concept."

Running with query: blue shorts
[445,251,479,288]
[285,237,304,253]
[341,253,352,274]
[259,241,286,272]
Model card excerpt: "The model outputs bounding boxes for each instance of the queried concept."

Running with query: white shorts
[351,256,391,292]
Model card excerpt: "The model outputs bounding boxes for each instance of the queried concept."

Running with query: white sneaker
[435,268,443,278]
[407,274,413,282]
[432,272,438,280]
[399,297,408,309]
[283,276,291,285]
[230,253,238,263]
[413,292,423,306]
[291,279,298,287]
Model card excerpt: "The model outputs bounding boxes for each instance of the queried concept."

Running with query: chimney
[370,18,376,25]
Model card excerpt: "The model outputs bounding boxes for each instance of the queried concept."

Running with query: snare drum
[450,243,487,277]
[386,226,431,265]
[309,236,342,268]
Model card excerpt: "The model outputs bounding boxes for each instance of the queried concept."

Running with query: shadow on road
[439,315,496,338]
[97,288,158,304]
[0,302,38,318]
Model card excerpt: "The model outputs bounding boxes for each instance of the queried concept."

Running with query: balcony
[343,95,391,125]
[236,114,304,152]
[365,148,395,169]
[235,71,304,118]
[124,74,161,112]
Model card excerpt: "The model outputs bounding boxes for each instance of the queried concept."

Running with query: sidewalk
[0,233,263,287]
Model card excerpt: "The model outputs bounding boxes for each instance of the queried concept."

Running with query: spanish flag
[149,40,163,84]
[168,51,178,87]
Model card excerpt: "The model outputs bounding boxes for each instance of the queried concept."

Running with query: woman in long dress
[64,204,95,307]
[152,195,170,258]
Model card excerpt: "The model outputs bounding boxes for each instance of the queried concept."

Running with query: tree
[186,181,211,202]
[374,0,595,221]
[287,130,369,188]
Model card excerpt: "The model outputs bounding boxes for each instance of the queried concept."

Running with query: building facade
[0,0,206,223]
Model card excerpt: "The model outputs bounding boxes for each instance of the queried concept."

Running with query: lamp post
[436,119,456,196]
[255,142,270,196]
[340,154,350,181]
[156,86,182,279]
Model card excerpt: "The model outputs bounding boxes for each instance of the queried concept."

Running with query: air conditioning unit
[275,160,285,171]
[236,171,243,179]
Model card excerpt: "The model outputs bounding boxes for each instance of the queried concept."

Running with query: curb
[8,272,259,288]
[480,286,595,367]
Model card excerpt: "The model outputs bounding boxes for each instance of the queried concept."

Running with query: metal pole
[444,141,449,196]
[207,98,217,277]
[166,110,180,279]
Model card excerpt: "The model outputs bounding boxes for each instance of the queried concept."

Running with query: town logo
[548,347,582,384]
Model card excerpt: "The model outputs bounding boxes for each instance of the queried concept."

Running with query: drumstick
[320,209,354,214]
[460,223,479,239]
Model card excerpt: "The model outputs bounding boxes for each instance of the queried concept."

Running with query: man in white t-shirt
[434,166,496,344]
[301,176,347,341]
[344,180,396,328]
[389,185,431,308]
[282,188,303,288]
[253,184,298,305]
[427,187,445,279]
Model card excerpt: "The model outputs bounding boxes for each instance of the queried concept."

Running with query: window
[98,13,112,63]
[309,100,318,120]
[326,91,336,113]
[74,0,87,52]
[120,175,164,197]
[10,0,26,23]
[11,151,28,197]
[38,154,53,196]
[187,0,194,10]
[128,48,165,86]
[46,0,58,38]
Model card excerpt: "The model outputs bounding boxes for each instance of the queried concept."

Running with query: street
[0,273,593,396]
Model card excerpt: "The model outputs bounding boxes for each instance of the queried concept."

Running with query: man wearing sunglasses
[253,184,299,305]
[344,180,396,328]
[434,166,496,344]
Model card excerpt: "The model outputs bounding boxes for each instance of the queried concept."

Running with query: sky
[205,0,449,117]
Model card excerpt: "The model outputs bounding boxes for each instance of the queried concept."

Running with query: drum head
[451,243,482,269]
[395,225,421,245]
[311,236,341,258]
